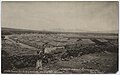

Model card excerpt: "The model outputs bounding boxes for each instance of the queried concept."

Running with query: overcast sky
[2,1,118,33]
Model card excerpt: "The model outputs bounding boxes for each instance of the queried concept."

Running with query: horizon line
[1,26,118,34]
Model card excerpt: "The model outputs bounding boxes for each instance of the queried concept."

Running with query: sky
[2,1,119,33]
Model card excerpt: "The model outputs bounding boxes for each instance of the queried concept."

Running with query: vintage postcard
[1,1,119,74]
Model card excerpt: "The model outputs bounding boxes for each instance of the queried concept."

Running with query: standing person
[42,42,48,54]
[36,42,48,70]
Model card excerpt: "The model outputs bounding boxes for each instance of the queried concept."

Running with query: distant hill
[2,27,33,32]
[1,27,69,35]
[1,27,118,36]
[1,27,38,35]
[48,28,118,34]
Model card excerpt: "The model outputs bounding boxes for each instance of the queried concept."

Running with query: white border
[1,0,120,1]
[0,0,119,75]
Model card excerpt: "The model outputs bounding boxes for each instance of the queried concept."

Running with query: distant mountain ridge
[45,28,118,34]
[1,27,118,35]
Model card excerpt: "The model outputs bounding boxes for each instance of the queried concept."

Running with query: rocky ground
[44,51,118,74]
[5,51,117,74]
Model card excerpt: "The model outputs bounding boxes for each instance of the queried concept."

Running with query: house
[77,39,95,46]
[44,46,65,54]
[92,39,108,45]
[96,39,108,43]
[48,41,67,47]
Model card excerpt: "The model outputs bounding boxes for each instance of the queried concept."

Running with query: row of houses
[43,39,96,54]
[43,38,111,55]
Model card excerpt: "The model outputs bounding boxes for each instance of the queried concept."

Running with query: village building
[43,41,66,54]
[93,39,108,45]
[96,39,108,43]
[76,39,95,47]
[53,37,68,42]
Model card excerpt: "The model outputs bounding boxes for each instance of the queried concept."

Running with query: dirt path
[6,36,39,50]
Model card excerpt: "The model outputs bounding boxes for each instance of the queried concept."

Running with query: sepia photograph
[1,1,119,74]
